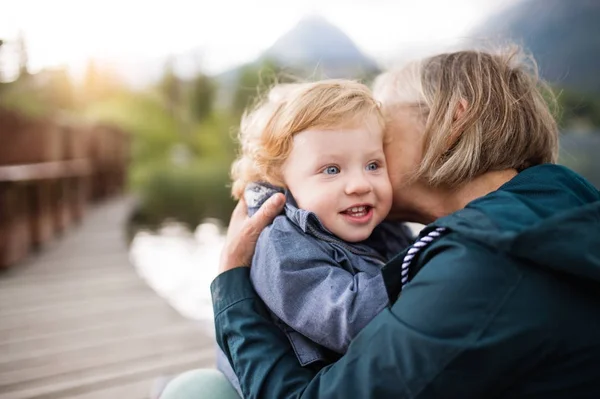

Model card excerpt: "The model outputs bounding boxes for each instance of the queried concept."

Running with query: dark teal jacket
[211,164,600,398]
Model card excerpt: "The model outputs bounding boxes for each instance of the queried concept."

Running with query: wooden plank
[0,306,189,345]
[0,282,149,322]
[0,349,213,399]
[0,273,142,293]
[0,326,211,387]
[0,290,161,317]
[0,319,200,361]
[0,198,216,399]
[0,298,180,340]
[1,252,133,278]
[0,160,92,182]
[0,310,200,366]
[0,281,149,312]
[0,267,136,289]
[0,282,150,312]
[0,297,166,335]
[61,377,164,399]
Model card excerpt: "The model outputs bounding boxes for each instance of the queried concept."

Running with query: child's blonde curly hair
[231,79,385,199]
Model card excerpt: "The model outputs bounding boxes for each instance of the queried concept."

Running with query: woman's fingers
[227,198,249,238]
[242,193,285,240]
[219,193,285,273]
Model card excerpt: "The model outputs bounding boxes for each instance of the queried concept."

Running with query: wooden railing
[0,107,129,268]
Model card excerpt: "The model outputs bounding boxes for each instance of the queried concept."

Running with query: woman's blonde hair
[231,79,384,199]
[373,45,559,187]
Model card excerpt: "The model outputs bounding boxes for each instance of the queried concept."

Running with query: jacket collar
[244,182,332,235]
[283,190,331,234]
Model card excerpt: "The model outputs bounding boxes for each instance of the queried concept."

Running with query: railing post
[28,180,54,248]
[0,182,32,268]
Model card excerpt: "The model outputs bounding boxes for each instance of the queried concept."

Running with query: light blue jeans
[160,369,239,399]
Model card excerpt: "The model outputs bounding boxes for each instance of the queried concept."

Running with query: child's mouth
[341,205,373,223]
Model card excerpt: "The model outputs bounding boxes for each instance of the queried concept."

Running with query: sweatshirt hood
[432,164,600,283]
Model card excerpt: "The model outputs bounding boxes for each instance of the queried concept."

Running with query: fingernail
[272,194,284,206]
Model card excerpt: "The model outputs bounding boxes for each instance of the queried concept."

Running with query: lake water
[129,220,225,334]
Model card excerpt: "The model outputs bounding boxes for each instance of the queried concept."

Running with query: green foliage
[158,57,181,119]
[189,112,237,160]
[0,80,50,117]
[555,87,600,130]
[130,161,235,229]
[0,68,76,117]
[82,77,237,227]
[84,91,180,170]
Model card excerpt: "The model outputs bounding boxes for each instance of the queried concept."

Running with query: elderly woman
[162,47,600,398]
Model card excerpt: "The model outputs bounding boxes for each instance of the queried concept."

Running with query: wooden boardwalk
[0,198,215,399]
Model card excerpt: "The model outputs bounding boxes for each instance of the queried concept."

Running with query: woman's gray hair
[374,46,559,187]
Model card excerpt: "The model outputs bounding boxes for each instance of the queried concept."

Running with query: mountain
[471,0,600,93]
[261,16,379,78]
[215,16,380,107]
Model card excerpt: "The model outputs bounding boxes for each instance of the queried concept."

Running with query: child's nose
[344,173,373,196]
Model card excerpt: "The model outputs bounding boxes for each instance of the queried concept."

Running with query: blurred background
[2,0,599,234]
[0,0,599,397]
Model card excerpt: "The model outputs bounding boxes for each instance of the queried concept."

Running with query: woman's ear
[453,98,468,122]
[446,98,469,149]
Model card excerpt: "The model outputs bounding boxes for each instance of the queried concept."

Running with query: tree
[189,73,215,122]
[16,32,29,80]
[0,39,4,83]
[158,56,181,120]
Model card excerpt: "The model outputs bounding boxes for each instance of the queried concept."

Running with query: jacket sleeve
[250,223,389,354]
[213,238,537,399]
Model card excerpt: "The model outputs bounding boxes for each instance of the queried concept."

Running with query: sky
[0,0,519,83]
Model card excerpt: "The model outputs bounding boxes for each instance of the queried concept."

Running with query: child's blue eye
[324,166,340,175]
[366,162,379,171]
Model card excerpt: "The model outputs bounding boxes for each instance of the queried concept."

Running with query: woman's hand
[219,193,285,274]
